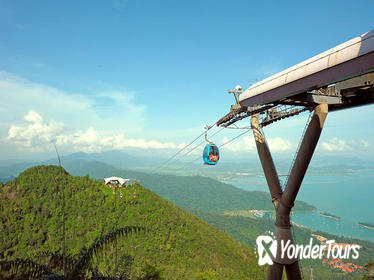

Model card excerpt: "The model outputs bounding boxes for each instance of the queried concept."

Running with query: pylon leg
[267,262,283,280]
[285,262,302,280]
[251,104,328,280]
[281,104,328,208]
[251,115,282,203]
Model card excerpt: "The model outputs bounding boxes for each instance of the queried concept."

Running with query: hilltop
[0,165,264,279]
[0,159,316,212]
[59,160,315,213]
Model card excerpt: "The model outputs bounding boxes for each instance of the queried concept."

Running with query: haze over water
[228,169,374,242]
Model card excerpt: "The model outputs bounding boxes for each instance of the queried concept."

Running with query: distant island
[320,212,341,220]
[358,222,374,230]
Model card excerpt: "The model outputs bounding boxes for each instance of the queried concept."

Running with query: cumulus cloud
[7,110,182,153]
[360,140,370,148]
[319,138,374,153]
[267,137,293,151]
[320,137,352,152]
[221,136,255,152]
[8,110,65,151]
[0,71,146,136]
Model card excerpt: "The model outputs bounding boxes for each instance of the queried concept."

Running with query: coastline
[358,223,374,230]
[320,213,341,221]
[229,171,374,242]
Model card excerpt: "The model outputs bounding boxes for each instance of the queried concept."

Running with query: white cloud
[221,136,255,152]
[8,110,65,151]
[267,137,293,151]
[24,110,43,123]
[0,71,146,136]
[360,140,370,148]
[7,110,182,153]
[320,137,352,152]
[319,138,374,154]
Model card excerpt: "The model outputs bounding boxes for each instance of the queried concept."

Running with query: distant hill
[0,175,15,183]
[0,165,264,279]
[56,150,166,169]
[0,150,164,179]
[60,160,316,213]
[2,151,373,181]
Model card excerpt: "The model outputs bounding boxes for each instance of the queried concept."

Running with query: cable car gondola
[203,144,219,165]
[203,125,220,165]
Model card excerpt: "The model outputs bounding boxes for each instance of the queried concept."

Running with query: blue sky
[1,0,374,160]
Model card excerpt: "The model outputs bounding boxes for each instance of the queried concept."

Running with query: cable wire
[170,126,227,171]
[174,127,252,172]
[152,123,216,173]
[182,127,225,158]
[218,128,251,148]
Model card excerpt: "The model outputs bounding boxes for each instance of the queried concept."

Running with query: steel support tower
[251,103,328,280]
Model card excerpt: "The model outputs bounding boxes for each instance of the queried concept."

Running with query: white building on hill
[104,177,131,186]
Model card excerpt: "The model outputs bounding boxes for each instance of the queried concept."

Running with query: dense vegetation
[0,165,264,279]
[1,161,372,279]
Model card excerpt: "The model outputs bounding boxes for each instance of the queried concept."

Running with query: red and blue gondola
[203,144,219,165]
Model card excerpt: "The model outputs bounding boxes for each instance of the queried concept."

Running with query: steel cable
[151,123,217,173]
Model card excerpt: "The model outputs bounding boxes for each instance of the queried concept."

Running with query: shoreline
[320,213,341,220]
[358,223,374,230]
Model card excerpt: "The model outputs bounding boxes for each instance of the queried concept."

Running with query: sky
[1,0,374,162]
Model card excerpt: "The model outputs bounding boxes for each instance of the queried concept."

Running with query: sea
[226,169,374,242]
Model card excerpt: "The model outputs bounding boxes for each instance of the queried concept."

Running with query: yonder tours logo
[255,232,361,266]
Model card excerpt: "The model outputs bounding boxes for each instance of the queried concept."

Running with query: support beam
[251,115,282,203]
[281,104,328,208]
[251,104,328,280]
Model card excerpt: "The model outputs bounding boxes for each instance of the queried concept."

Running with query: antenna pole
[53,143,66,277]
[228,85,243,105]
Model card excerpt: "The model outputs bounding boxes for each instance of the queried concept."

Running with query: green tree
[363,261,374,280]
[0,226,144,280]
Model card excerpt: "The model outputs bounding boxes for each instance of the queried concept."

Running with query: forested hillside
[0,165,264,279]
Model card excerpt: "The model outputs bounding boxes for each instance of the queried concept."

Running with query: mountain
[0,175,15,184]
[2,151,373,182]
[0,165,264,279]
[59,160,316,213]
[0,150,164,181]
[56,150,166,169]
[0,158,316,212]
